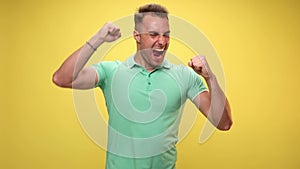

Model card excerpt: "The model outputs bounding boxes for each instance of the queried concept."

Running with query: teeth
[154,48,164,52]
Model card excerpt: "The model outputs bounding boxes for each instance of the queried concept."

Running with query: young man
[53,4,232,169]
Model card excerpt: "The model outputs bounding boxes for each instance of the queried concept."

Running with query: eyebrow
[148,30,171,35]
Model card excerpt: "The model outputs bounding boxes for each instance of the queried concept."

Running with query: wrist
[204,73,216,86]
[86,41,97,51]
[205,73,216,81]
[88,35,105,49]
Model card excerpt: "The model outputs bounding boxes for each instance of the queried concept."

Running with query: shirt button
[148,82,151,85]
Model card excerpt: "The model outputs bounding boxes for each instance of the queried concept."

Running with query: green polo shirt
[93,56,207,169]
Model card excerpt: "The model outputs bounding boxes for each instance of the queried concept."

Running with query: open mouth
[153,48,165,56]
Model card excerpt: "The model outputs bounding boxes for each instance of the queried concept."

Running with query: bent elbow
[52,72,63,87]
[52,72,71,88]
[217,120,233,131]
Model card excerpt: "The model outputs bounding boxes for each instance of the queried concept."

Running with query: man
[53,4,232,169]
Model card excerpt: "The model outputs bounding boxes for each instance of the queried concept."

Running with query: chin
[151,57,164,67]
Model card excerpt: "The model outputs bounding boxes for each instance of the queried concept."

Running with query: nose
[157,34,169,46]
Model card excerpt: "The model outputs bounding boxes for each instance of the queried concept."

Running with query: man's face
[135,14,170,69]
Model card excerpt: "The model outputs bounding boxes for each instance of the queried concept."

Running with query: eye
[163,33,170,38]
[149,33,159,37]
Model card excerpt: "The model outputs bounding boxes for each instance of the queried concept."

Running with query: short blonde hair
[134,4,169,31]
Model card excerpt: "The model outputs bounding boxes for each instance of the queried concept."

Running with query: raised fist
[89,22,121,48]
[97,22,121,42]
[188,56,213,79]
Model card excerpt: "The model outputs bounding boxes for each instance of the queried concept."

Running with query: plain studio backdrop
[1,0,299,169]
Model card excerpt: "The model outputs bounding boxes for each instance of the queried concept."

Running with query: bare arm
[52,22,121,89]
[189,56,233,131]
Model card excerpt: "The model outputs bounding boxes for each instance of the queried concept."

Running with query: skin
[189,56,232,130]
[133,15,170,71]
[52,14,232,130]
[52,22,121,89]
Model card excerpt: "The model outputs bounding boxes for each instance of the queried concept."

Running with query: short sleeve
[185,67,208,101]
[92,61,121,88]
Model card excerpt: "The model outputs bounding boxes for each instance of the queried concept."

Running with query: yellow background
[1,0,300,168]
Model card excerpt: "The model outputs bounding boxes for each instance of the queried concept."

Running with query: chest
[131,71,184,112]
[109,67,186,114]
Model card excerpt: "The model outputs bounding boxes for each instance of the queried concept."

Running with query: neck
[134,52,156,72]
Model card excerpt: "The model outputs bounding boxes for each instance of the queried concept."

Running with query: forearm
[205,74,232,130]
[52,37,104,87]
[53,23,121,88]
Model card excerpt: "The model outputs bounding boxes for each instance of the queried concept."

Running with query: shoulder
[92,60,122,76]
[93,60,121,70]
[167,63,195,76]
[167,63,205,86]
[92,60,122,78]
[92,60,122,87]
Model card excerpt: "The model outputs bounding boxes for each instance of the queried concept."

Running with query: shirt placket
[140,69,153,91]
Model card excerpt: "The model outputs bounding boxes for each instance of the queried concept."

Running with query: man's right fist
[89,22,121,48]
[98,22,121,42]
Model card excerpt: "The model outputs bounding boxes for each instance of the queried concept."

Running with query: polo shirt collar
[124,55,171,69]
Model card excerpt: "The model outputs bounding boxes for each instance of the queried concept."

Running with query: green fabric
[92,56,207,169]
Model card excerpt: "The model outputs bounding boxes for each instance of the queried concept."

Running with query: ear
[133,30,141,44]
